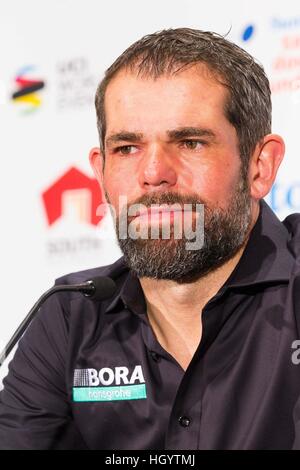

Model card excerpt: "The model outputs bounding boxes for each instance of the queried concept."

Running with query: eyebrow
[106,132,144,147]
[167,127,217,141]
[105,127,217,148]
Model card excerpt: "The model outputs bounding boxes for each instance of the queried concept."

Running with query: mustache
[126,191,207,209]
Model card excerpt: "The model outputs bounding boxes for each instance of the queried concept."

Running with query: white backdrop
[1,0,300,385]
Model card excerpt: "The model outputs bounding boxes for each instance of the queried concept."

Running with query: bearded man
[1,28,300,450]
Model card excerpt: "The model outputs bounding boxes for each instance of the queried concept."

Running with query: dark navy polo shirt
[1,199,300,449]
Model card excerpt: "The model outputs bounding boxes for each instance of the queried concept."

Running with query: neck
[139,246,245,370]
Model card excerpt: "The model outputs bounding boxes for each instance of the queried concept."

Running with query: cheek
[103,170,136,213]
[103,179,122,208]
[192,165,240,207]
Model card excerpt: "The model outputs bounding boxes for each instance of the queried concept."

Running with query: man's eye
[114,145,137,155]
[182,140,203,150]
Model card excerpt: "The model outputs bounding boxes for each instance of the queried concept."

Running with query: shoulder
[27,256,129,345]
[55,256,128,286]
[51,256,129,321]
[283,212,300,259]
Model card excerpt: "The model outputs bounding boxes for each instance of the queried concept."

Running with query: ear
[248,134,285,200]
[89,147,104,184]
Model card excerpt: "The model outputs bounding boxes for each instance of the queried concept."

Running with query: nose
[138,144,177,191]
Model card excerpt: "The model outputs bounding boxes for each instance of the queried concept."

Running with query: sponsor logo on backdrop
[42,167,108,258]
[11,65,45,114]
[56,56,97,109]
[238,16,300,100]
[42,166,103,227]
[268,182,300,213]
[241,24,255,42]
[271,16,300,30]
[269,16,300,97]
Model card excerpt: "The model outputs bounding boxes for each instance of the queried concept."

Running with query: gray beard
[113,175,252,283]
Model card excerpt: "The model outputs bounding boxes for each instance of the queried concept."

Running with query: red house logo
[42,167,105,226]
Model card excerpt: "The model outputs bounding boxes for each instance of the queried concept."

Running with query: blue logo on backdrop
[269,182,300,213]
[241,24,255,41]
[271,16,300,30]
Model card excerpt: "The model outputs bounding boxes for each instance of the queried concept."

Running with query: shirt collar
[223,198,294,289]
[104,265,146,315]
[104,199,295,314]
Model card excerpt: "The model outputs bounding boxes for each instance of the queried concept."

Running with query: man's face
[99,64,252,281]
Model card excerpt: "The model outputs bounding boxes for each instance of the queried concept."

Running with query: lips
[135,206,184,217]
[129,206,194,223]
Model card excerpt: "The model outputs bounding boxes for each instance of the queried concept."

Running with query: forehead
[104,64,230,134]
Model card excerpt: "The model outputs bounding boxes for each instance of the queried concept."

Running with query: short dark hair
[95,27,271,174]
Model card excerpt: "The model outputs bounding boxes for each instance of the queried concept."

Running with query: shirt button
[178,416,191,427]
[150,351,161,362]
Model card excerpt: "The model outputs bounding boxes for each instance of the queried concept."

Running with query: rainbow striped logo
[11,65,45,113]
